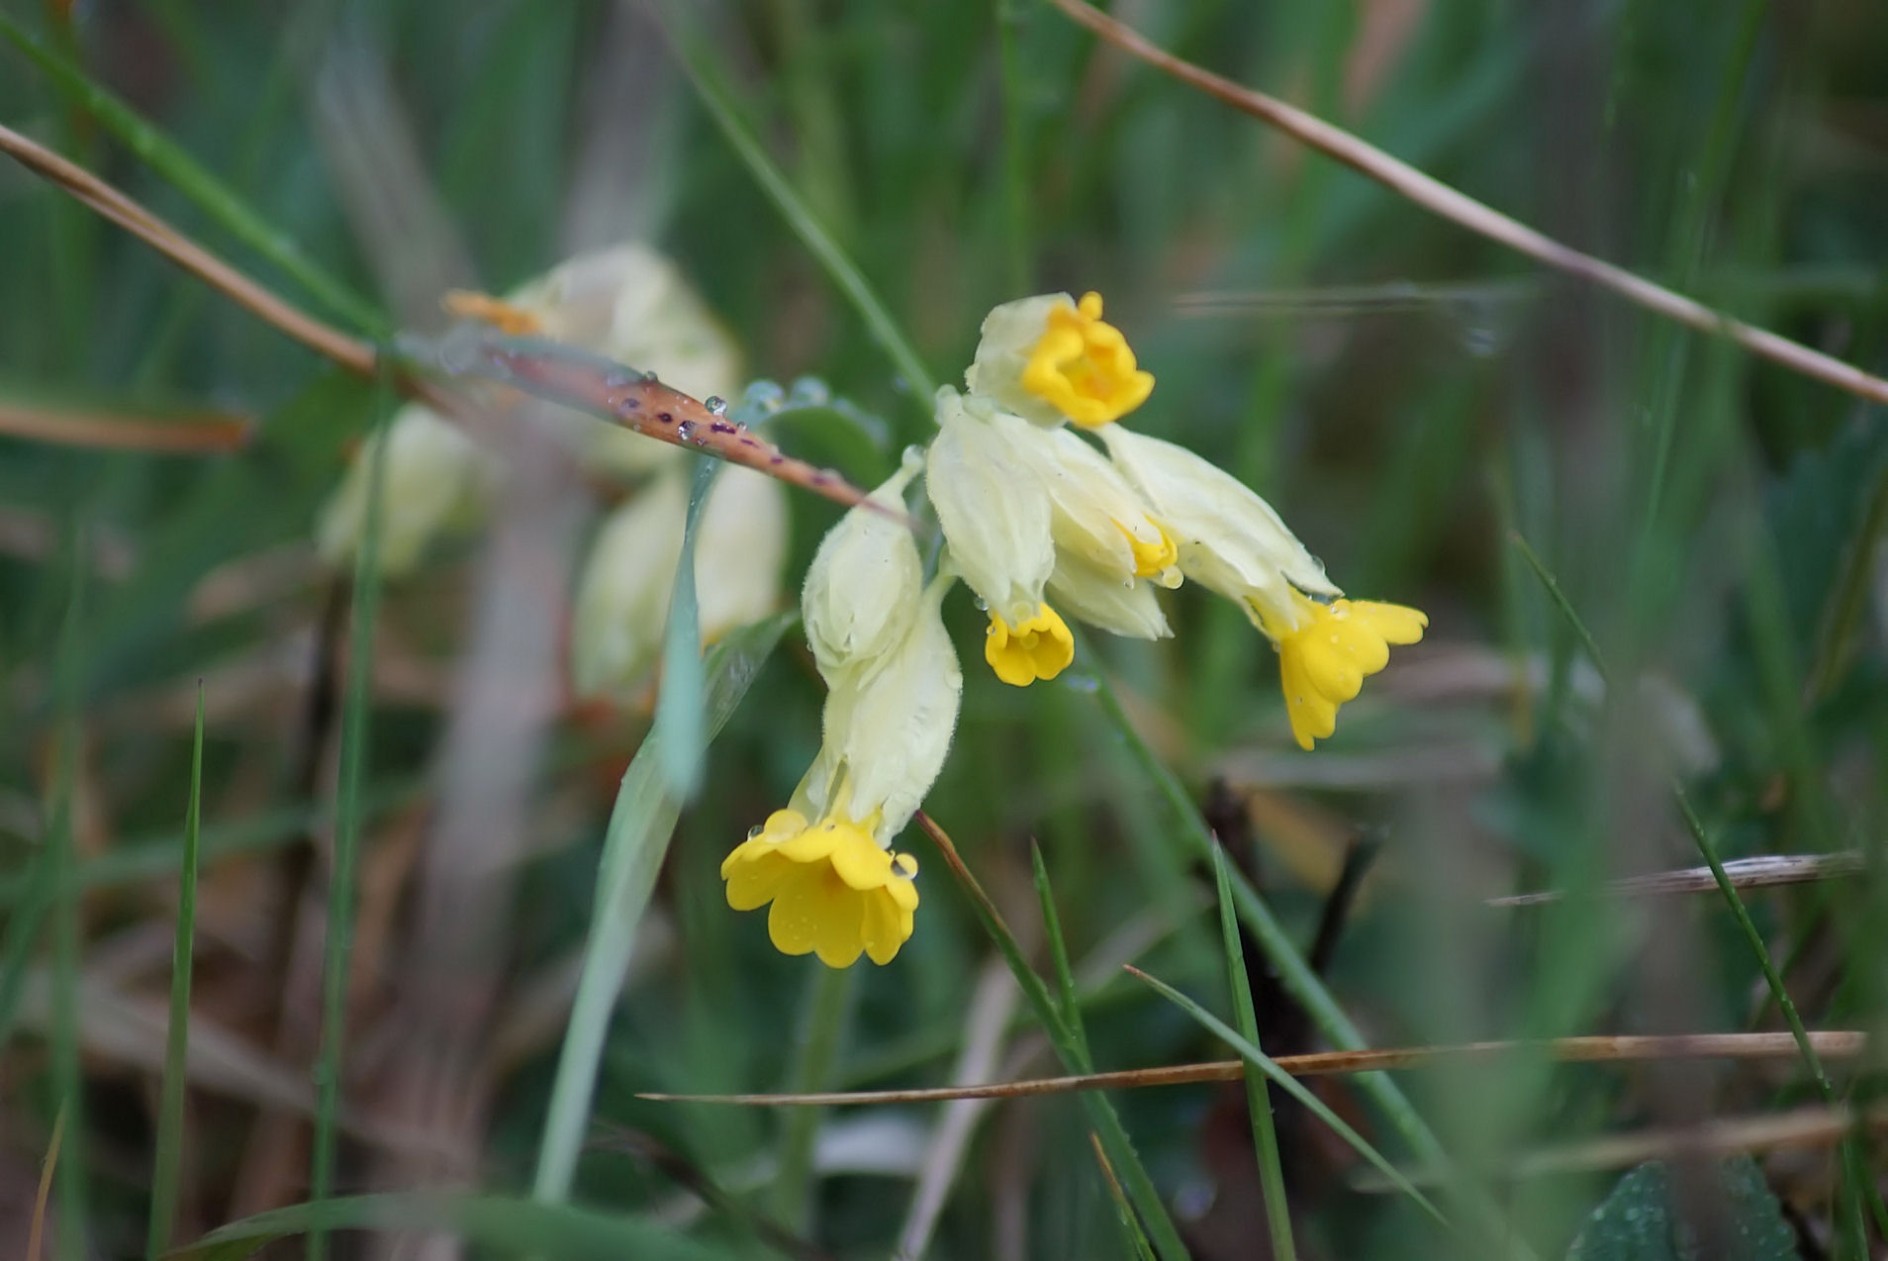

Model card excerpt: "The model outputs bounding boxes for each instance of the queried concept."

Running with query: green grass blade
[655,458,715,798]
[1082,666,1448,1167]
[1210,846,1295,1261]
[49,533,90,1261]
[0,851,54,1056]
[920,817,1191,1260]
[1029,841,1090,1064]
[308,392,391,1261]
[673,31,938,402]
[1130,966,1446,1226]
[767,964,854,1232]
[146,686,205,1259]
[532,614,792,1203]
[170,1192,742,1261]
[0,11,386,335]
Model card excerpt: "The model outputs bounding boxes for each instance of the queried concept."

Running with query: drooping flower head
[1101,424,1426,748]
[925,388,1177,687]
[966,292,1155,429]
[723,468,961,967]
[316,405,496,577]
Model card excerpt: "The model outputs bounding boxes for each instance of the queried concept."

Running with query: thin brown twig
[26,1104,66,1261]
[0,122,879,511]
[1048,0,1888,408]
[0,400,253,453]
[640,1030,1868,1107]
[0,121,378,375]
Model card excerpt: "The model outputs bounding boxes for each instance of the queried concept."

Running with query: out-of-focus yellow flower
[568,466,787,698]
[507,243,745,477]
[926,388,1174,686]
[966,291,1154,428]
[1270,594,1428,750]
[316,405,495,577]
[725,576,960,967]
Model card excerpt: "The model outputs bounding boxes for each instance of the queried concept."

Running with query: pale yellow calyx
[441,289,543,336]
[721,809,920,967]
[984,604,1075,687]
[1272,592,1427,751]
[1020,292,1155,428]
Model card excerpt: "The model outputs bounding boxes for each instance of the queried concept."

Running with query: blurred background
[3,0,1888,1257]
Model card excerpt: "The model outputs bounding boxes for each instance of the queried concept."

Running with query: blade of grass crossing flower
[672,31,937,401]
[0,12,386,335]
[1029,842,1089,1063]
[146,687,205,1260]
[1211,847,1296,1261]
[916,815,1190,1260]
[656,457,715,798]
[49,535,90,1261]
[308,387,391,1261]
[1130,967,1445,1226]
[533,614,792,1203]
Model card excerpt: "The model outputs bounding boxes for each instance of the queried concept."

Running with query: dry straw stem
[1050,0,1888,408]
[0,122,377,375]
[0,122,876,511]
[0,399,253,453]
[641,1030,1867,1107]
[26,1105,66,1261]
[1492,851,1867,907]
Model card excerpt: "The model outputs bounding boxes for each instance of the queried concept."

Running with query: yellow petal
[810,889,869,968]
[765,864,837,958]
[1347,600,1428,645]
[724,847,794,911]
[827,829,895,890]
[1280,651,1337,750]
[861,890,914,965]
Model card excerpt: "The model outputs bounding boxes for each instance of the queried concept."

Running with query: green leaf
[1566,1158,1800,1261]
[168,1192,739,1261]
[532,613,792,1202]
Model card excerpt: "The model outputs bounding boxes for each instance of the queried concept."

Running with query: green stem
[769,964,855,1232]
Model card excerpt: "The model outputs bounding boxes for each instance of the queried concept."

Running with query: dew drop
[675,420,696,443]
[747,825,763,840]
[705,395,727,415]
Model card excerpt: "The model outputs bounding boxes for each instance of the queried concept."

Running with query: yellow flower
[721,809,919,967]
[926,389,1176,683]
[965,292,1154,428]
[985,604,1076,686]
[1099,424,1337,624]
[726,577,960,967]
[1272,594,1428,750]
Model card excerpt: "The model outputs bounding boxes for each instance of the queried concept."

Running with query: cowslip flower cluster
[314,243,788,697]
[931,290,1426,750]
[725,290,1425,968]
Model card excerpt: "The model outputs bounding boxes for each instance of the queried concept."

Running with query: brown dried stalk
[640,1029,1867,1107]
[1049,0,1888,407]
[0,399,253,453]
[0,122,877,511]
